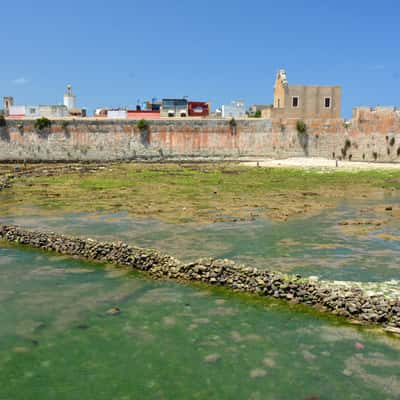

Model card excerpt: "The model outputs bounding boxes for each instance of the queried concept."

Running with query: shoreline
[1,156,400,166]
[241,157,400,170]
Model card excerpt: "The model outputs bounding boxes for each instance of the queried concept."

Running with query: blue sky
[0,0,399,117]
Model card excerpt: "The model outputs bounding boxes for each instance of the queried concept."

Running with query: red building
[127,110,160,119]
[188,102,210,117]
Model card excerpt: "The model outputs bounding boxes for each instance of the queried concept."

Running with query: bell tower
[273,70,288,109]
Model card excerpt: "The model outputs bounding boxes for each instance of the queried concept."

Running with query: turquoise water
[1,245,400,399]
[2,196,400,282]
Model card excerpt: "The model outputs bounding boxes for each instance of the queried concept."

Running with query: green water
[1,245,400,399]
[2,197,400,398]
[3,196,400,282]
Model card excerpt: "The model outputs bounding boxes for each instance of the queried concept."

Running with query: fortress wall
[0,109,399,162]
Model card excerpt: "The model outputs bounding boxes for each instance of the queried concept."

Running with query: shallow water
[2,195,400,282]
[1,245,400,399]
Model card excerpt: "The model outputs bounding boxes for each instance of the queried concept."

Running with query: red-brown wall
[0,108,399,161]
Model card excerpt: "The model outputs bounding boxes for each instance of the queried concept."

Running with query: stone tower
[3,96,14,116]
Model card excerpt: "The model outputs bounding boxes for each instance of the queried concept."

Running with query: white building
[221,100,246,118]
[107,109,127,119]
[63,84,76,111]
[7,85,74,119]
[8,105,25,118]
[9,105,69,119]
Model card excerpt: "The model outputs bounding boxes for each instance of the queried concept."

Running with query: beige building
[270,70,341,119]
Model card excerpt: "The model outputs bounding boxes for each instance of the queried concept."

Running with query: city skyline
[1,0,399,117]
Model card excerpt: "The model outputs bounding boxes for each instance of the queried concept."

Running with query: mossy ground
[1,162,400,224]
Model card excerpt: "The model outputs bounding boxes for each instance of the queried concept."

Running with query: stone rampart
[1,224,400,333]
[0,108,399,162]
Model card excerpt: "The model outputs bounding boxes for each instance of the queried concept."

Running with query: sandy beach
[242,157,400,170]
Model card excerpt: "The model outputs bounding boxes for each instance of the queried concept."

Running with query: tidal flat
[1,162,400,399]
[2,162,400,223]
[2,162,400,283]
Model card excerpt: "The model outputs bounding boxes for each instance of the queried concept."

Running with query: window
[292,96,299,108]
[324,97,331,108]
[163,100,175,108]
[174,99,187,106]
[163,99,187,108]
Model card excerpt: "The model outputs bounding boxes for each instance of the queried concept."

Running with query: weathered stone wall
[0,108,399,162]
[1,224,399,332]
[0,119,274,161]
[274,108,400,161]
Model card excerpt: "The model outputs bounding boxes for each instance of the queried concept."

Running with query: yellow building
[270,70,341,119]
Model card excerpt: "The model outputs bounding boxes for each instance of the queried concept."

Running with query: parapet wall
[0,108,400,161]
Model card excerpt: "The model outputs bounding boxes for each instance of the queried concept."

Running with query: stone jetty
[1,224,399,333]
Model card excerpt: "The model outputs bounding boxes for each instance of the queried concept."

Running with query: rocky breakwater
[1,224,400,334]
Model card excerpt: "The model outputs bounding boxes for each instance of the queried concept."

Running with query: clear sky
[1,0,399,117]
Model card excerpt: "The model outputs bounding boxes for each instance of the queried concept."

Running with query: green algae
[2,163,400,224]
[1,163,400,398]
[1,245,400,400]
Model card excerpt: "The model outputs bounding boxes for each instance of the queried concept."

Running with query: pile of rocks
[0,177,11,191]
[18,164,107,179]
[0,164,108,193]
[1,224,399,333]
